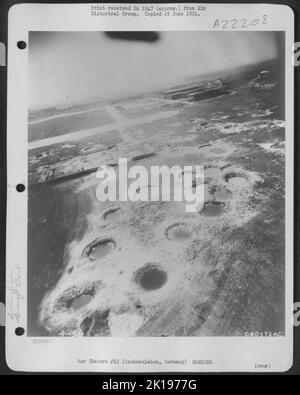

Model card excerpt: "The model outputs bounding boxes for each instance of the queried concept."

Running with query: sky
[29,31,279,110]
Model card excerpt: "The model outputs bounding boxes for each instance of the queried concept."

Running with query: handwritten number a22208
[213,15,268,29]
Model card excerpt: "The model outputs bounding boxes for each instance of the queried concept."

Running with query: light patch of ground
[258,142,285,155]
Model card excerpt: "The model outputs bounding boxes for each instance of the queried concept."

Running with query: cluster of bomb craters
[40,161,260,336]
[200,165,251,217]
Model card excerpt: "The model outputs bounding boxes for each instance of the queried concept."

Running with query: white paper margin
[6,3,294,372]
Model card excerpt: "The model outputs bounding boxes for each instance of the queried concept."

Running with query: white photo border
[6,3,294,372]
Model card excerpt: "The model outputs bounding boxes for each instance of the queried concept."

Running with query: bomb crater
[224,171,248,186]
[165,222,193,241]
[82,238,116,261]
[201,201,227,217]
[134,264,167,291]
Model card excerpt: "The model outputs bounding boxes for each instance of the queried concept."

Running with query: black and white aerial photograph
[27,31,286,338]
